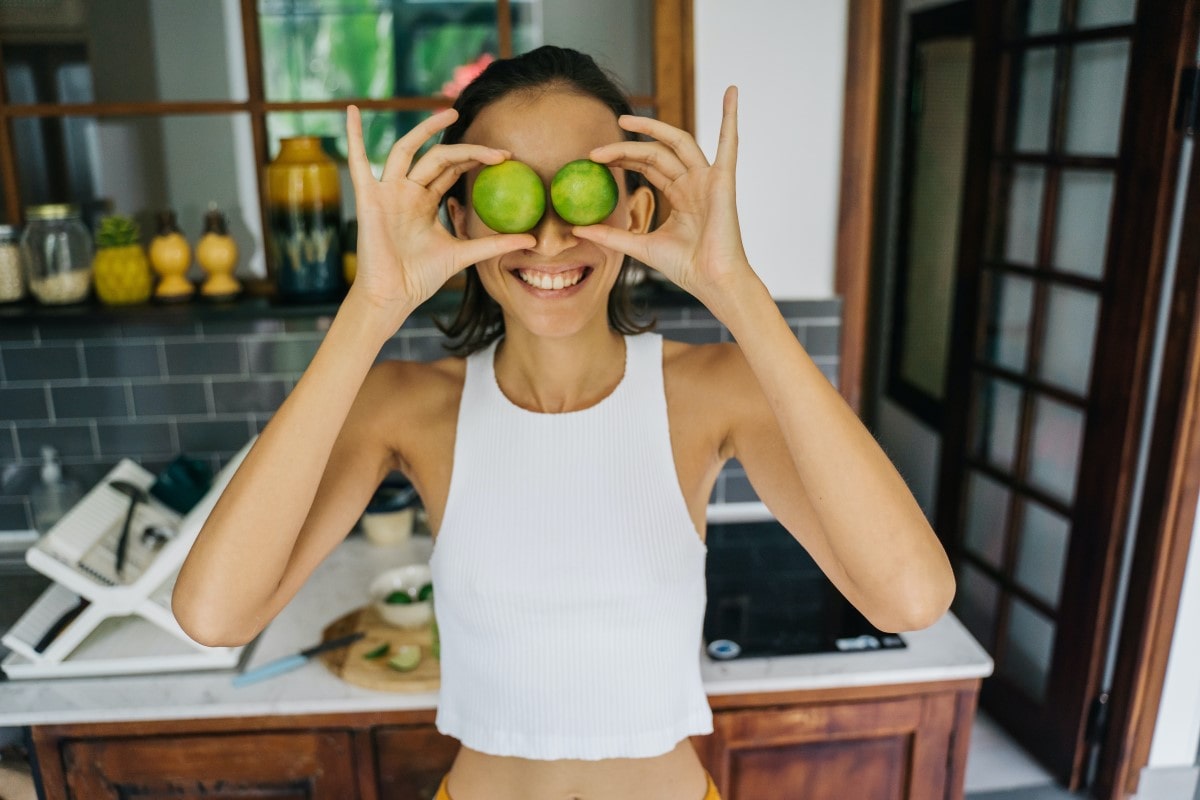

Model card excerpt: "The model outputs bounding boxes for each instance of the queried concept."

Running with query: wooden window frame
[0,0,694,249]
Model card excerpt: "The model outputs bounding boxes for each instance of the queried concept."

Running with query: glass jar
[0,224,25,303]
[22,204,93,305]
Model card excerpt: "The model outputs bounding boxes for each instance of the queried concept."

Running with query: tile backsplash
[0,297,842,530]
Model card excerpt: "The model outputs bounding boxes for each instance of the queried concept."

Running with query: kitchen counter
[0,531,992,728]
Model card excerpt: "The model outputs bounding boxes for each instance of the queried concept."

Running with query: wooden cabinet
[56,731,357,799]
[29,680,979,800]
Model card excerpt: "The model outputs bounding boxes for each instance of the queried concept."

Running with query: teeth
[518,268,585,290]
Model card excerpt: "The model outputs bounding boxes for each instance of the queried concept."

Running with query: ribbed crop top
[427,332,713,760]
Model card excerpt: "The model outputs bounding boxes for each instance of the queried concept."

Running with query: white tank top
[428,332,713,760]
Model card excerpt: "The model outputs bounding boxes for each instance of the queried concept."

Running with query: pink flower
[441,53,495,99]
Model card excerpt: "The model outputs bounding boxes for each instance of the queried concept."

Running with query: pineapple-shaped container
[92,215,152,306]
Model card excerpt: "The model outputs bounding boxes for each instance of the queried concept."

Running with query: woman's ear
[626,184,655,234]
[446,197,469,238]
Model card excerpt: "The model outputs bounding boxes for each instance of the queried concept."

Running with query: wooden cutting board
[318,605,440,692]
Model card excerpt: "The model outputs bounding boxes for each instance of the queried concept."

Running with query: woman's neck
[494,320,627,414]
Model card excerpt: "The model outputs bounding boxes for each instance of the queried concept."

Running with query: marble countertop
[0,531,993,728]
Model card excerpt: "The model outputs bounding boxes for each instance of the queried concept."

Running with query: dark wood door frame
[1099,4,1200,793]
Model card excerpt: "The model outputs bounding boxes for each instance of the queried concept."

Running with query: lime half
[388,644,422,672]
[472,161,546,233]
[551,160,618,226]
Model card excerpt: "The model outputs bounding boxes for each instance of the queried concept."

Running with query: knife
[231,631,365,688]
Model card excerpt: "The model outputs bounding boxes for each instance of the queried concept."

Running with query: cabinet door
[374,726,461,800]
[62,731,357,799]
[710,695,957,800]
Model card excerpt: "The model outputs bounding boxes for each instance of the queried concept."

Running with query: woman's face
[447,88,654,339]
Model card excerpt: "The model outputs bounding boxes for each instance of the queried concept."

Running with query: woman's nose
[528,204,576,256]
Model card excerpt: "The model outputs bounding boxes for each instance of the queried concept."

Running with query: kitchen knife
[231,631,365,688]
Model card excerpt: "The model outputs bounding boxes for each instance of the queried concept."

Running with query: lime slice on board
[388,644,422,672]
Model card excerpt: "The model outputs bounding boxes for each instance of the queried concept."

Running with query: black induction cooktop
[703,519,905,660]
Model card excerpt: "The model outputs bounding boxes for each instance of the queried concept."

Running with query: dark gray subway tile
[804,324,841,358]
[779,298,842,319]
[2,343,81,381]
[37,321,122,340]
[0,387,49,420]
[51,385,130,419]
[657,324,723,346]
[164,341,242,377]
[0,322,37,341]
[723,473,760,503]
[122,321,200,339]
[211,380,288,414]
[282,317,320,333]
[253,413,273,434]
[376,338,405,362]
[200,318,286,336]
[243,338,321,374]
[132,381,210,416]
[96,421,172,457]
[177,419,253,454]
[407,335,451,363]
[0,497,31,530]
[0,423,14,460]
[84,342,161,379]
[0,463,36,496]
[16,423,97,459]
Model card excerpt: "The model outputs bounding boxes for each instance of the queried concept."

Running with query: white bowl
[370,564,433,629]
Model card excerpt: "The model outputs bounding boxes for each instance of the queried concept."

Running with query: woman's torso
[377,336,732,800]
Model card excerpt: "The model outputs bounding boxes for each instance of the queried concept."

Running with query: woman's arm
[578,87,954,632]
[172,107,534,647]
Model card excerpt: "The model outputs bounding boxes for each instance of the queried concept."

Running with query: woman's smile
[512,265,593,295]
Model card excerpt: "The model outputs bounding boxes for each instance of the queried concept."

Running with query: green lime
[550,159,618,226]
[363,642,390,660]
[472,161,546,233]
[417,582,433,602]
[385,590,412,605]
[388,644,422,672]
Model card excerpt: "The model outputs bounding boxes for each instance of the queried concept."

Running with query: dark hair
[435,45,656,356]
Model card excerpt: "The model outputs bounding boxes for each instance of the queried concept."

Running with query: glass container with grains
[22,204,93,305]
[0,224,25,303]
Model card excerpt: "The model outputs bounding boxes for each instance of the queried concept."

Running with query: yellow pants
[435,770,722,800]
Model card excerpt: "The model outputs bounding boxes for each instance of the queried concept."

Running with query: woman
[173,46,955,800]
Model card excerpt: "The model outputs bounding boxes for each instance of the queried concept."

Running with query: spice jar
[0,224,25,303]
[22,204,93,305]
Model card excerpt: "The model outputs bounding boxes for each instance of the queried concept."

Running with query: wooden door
[936,0,1198,787]
[60,731,358,799]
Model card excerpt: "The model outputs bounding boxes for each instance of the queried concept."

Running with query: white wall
[692,0,847,300]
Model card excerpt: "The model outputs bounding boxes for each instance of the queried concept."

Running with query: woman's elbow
[876,568,957,633]
[172,589,258,649]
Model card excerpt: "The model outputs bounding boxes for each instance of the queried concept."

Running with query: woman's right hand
[345,106,534,320]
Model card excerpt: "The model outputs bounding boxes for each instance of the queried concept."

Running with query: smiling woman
[172,44,954,800]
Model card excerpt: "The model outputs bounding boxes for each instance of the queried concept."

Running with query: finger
[589,157,673,196]
[452,233,536,270]
[715,85,739,171]
[616,114,708,169]
[345,106,376,190]
[426,159,480,198]
[407,144,509,187]
[381,108,459,182]
[572,224,652,265]
[589,141,687,183]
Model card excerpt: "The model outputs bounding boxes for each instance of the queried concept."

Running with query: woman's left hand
[574,86,755,310]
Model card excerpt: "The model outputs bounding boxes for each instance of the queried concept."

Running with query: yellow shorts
[435,770,722,800]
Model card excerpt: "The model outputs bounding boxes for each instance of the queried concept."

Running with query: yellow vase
[266,136,344,302]
[197,208,241,301]
[148,211,194,302]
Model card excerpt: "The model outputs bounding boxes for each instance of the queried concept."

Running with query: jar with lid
[22,204,93,305]
[0,224,25,303]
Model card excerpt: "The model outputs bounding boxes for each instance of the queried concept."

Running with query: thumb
[572,224,651,265]
[452,233,536,272]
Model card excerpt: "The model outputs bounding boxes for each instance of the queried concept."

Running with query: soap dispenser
[31,445,82,533]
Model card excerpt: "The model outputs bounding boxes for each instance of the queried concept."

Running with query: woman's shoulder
[660,336,748,386]
[367,353,467,420]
